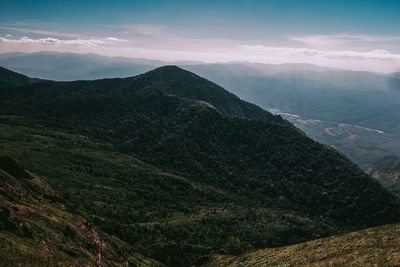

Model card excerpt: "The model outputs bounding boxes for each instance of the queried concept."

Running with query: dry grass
[0,252,95,267]
[204,223,400,266]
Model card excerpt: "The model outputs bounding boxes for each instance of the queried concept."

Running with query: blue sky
[0,0,399,72]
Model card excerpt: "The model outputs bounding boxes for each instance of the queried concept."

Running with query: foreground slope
[0,151,160,267]
[204,222,400,266]
[1,66,400,265]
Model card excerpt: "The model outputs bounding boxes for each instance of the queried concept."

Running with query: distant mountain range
[0,52,337,81]
[0,52,158,80]
[1,65,399,266]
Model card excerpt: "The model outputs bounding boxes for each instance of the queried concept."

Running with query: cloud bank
[237,45,400,73]
[289,34,400,49]
[0,33,399,73]
[0,36,127,47]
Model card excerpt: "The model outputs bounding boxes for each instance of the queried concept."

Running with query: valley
[267,108,400,169]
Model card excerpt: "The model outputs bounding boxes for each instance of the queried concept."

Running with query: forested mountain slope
[2,51,399,170]
[0,66,399,266]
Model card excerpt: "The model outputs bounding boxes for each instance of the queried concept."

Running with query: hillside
[0,66,41,88]
[1,66,400,266]
[183,64,400,168]
[204,222,400,266]
[0,151,160,266]
[367,156,400,197]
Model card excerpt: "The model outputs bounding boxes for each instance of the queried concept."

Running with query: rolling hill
[0,66,399,266]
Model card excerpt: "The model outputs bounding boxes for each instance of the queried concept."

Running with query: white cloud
[238,45,398,60]
[289,34,400,50]
[105,37,128,42]
[0,26,87,39]
[236,45,400,73]
[0,36,127,47]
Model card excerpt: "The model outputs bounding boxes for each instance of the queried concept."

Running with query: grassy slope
[0,150,161,267]
[204,223,400,266]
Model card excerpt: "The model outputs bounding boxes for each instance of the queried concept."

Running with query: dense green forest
[1,66,399,266]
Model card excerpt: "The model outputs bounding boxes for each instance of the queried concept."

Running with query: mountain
[0,52,158,81]
[0,151,160,267]
[1,66,400,266]
[0,52,338,82]
[204,222,400,266]
[0,65,286,126]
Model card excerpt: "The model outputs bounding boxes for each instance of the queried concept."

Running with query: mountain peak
[151,65,184,72]
[137,65,286,124]
[142,65,201,80]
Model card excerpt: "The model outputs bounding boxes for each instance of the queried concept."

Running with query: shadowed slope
[0,151,161,267]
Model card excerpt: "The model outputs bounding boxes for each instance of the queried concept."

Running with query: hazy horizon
[1,0,400,73]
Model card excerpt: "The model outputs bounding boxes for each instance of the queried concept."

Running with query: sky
[0,0,399,72]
